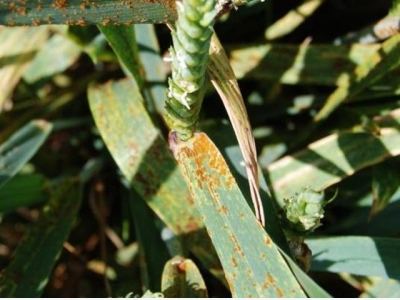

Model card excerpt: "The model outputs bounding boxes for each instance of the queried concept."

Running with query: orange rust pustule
[231,257,238,268]
[171,132,236,191]
[275,287,284,297]
[177,261,186,272]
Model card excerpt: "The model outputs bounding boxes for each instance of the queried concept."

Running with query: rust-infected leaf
[88,78,225,284]
[170,132,306,297]
[0,0,177,26]
[161,256,208,298]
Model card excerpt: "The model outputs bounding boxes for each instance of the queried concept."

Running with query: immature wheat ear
[163,0,216,141]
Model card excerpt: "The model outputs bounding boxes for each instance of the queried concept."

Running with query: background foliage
[0,0,399,297]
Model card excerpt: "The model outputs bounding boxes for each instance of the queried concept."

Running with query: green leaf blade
[307,236,400,280]
[0,174,47,213]
[170,132,306,297]
[315,34,400,121]
[161,257,207,298]
[0,120,52,188]
[23,33,82,84]
[0,27,49,107]
[371,161,400,218]
[266,108,400,207]
[98,25,142,85]
[0,177,83,297]
[88,79,224,281]
[0,1,177,26]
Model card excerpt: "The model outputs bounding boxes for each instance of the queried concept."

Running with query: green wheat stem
[164,0,216,141]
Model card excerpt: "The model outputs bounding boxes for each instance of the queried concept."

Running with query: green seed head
[283,187,327,233]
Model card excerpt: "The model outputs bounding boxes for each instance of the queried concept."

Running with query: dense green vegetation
[0,0,399,297]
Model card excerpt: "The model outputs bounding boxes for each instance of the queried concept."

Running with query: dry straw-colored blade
[207,33,265,226]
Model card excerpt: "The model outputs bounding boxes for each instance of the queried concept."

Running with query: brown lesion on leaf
[52,0,69,10]
[184,217,201,232]
[275,287,284,297]
[230,232,245,257]
[266,273,276,285]
[31,18,41,25]
[262,279,269,290]
[102,17,111,26]
[190,133,236,190]
[264,236,272,246]
[231,257,238,268]
[76,17,86,26]
[15,5,27,16]
[219,205,228,215]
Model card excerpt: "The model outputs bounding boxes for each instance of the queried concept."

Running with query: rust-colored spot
[102,17,111,26]
[275,287,284,297]
[220,205,228,215]
[53,0,68,9]
[263,280,269,290]
[230,233,244,257]
[76,17,86,26]
[16,5,27,15]
[231,257,237,268]
[267,273,275,285]
[265,236,272,246]
[177,261,186,272]
[32,19,41,26]
[184,218,200,233]
[134,173,157,197]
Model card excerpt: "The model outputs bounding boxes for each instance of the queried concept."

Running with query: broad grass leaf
[135,24,167,114]
[0,27,49,108]
[279,249,332,298]
[88,78,224,282]
[265,0,325,40]
[371,161,400,218]
[0,1,177,26]
[201,121,330,297]
[98,25,142,86]
[229,43,379,86]
[169,131,306,297]
[315,34,400,121]
[307,236,400,280]
[0,120,52,188]
[360,278,400,298]
[0,174,47,213]
[0,177,83,297]
[266,108,400,208]
[161,257,207,297]
[88,78,199,235]
[127,188,170,291]
[23,33,82,84]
